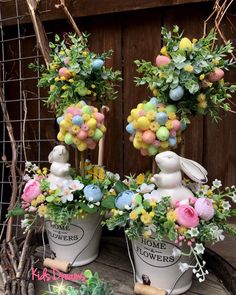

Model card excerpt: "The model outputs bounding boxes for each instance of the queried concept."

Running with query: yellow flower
[82,114,90,121]
[69,79,74,83]
[160,141,169,149]
[213,59,219,65]
[36,169,42,175]
[149,211,155,217]
[146,111,156,121]
[159,72,165,79]
[87,90,92,95]
[54,77,60,82]
[198,101,207,109]
[136,174,145,185]
[130,211,138,220]
[160,46,169,57]
[38,204,48,217]
[91,84,96,89]
[143,230,152,239]
[62,85,68,90]
[184,64,194,73]
[207,189,213,196]
[178,226,187,235]
[141,212,152,225]
[37,194,45,203]
[150,199,157,208]
[192,38,198,44]
[88,129,95,137]
[150,122,160,132]
[31,199,38,207]
[82,51,88,57]
[197,93,206,102]
[167,210,177,222]
[59,50,65,55]
[168,112,176,120]
[141,208,146,214]
[72,125,80,134]
[153,89,159,96]
[165,120,173,130]
[111,209,119,216]
[60,76,66,81]
[199,74,205,80]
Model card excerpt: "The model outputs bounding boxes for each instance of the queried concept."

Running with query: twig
[98,106,109,166]
[22,91,28,162]
[55,0,82,37]
[0,89,18,242]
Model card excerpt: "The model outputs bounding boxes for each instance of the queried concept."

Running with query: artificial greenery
[135,25,236,123]
[29,33,122,116]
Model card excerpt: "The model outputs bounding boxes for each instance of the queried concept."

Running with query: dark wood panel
[0,0,212,26]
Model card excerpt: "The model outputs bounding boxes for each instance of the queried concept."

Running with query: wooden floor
[0,236,232,295]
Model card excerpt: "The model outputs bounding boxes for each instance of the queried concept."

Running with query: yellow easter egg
[100,125,107,133]
[57,132,65,141]
[88,129,95,137]
[60,127,67,135]
[87,118,97,129]
[133,138,142,149]
[131,109,139,120]
[150,122,160,132]
[73,137,81,145]
[82,114,90,121]
[141,142,149,149]
[137,103,144,110]
[127,115,133,123]
[93,107,98,113]
[146,111,156,121]
[64,113,73,122]
[71,125,80,134]
[77,142,87,151]
[60,120,71,129]
[165,120,173,130]
[76,102,82,108]
[168,112,176,120]
[160,141,169,148]
[179,37,193,51]
[137,116,150,130]
[135,131,143,141]
[133,120,138,129]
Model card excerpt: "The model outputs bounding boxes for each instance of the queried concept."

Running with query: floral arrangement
[105,175,236,282]
[126,97,186,156]
[42,270,113,295]
[135,26,236,123]
[17,161,119,231]
[30,33,122,116]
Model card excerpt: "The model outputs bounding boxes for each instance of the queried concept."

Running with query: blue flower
[84,184,103,202]
[115,190,135,210]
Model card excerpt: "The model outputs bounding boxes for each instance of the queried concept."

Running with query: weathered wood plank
[0,0,213,26]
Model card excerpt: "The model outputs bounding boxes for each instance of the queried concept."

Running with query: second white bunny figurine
[47,145,72,185]
[151,151,208,205]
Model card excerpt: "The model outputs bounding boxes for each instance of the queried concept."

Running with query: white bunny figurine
[47,145,72,185]
[151,151,208,205]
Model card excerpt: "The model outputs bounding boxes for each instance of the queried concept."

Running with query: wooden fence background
[1,0,236,187]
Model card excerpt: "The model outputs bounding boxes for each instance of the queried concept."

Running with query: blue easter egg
[126,123,135,134]
[115,190,135,210]
[72,115,84,126]
[149,97,158,106]
[169,86,184,101]
[56,116,64,125]
[84,184,103,202]
[180,122,187,131]
[80,100,86,106]
[168,137,177,147]
[156,112,168,125]
[92,59,104,70]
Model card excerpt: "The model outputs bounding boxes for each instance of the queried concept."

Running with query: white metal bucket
[45,213,102,266]
[131,237,192,295]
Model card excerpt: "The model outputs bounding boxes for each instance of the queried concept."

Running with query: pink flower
[175,205,199,228]
[194,198,215,221]
[22,179,41,203]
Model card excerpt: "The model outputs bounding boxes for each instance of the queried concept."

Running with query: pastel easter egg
[88,140,97,150]
[100,125,106,133]
[140,149,148,156]
[172,119,181,131]
[137,116,150,130]
[77,142,87,151]
[56,116,64,125]
[67,106,75,114]
[64,133,73,145]
[93,129,104,141]
[82,105,92,114]
[170,130,177,137]
[155,55,171,67]
[208,68,224,82]
[129,135,135,142]
[179,37,193,51]
[133,138,142,149]
[131,109,140,120]
[156,112,168,125]
[63,57,70,65]
[169,86,184,101]
[180,122,187,131]
[142,130,156,144]
[72,115,84,126]
[148,145,158,156]
[126,123,135,134]
[78,130,88,140]
[95,112,105,123]
[74,109,82,116]
[92,59,104,70]
[149,97,159,106]
[168,137,177,147]
[138,110,145,117]
[81,124,89,132]
[57,132,65,141]
[165,105,177,113]
[115,191,135,210]
[84,184,103,202]
[156,126,170,141]
[153,140,161,148]
[58,67,71,79]
[87,118,97,129]
[144,102,156,112]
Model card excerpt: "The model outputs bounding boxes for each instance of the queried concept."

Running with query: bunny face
[155,151,181,173]
[48,145,69,163]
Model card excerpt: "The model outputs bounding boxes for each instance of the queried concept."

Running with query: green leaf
[114,180,129,194]
[46,195,55,202]
[8,207,25,217]
[77,202,98,213]
[101,195,116,209]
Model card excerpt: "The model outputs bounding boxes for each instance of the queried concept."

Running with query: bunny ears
[180,157,208,184]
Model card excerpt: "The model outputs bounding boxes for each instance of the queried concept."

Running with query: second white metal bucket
[45,213,102,266]
[131,237,193,294]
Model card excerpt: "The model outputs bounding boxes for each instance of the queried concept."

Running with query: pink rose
[22,179,41,203]
[175,205,199,228]
[194,198,215,221]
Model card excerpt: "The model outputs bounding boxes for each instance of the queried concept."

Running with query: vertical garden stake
[98,106,109,166]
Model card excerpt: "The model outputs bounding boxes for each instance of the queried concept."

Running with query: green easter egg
[82,105,92,114]
[64,133,73,145]
[93,129,103,141]
[143,102,156,112]
[156,126,170,141]
[165,105,177,113]
[148,145,158,156]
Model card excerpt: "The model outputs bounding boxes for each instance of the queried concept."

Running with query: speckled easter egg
[93,129,103,141]
[84,184,103,202]
[58,67,71,79]
[165,105,177,113]
[208,68,224,82]
[95,112,105,123]
[137,116,150,130]
[144,102,156,112]
[115,191,135,210]
[149,97,158,106]
[168,137,177,147]
[172,119,181,131]
[87,118,97,129]
[179,37,193,51]
[142,130,156,144]
[156,126,170,141]
[82,105,92,115]
[169,86,184,101]
[57,116,64,125]
[72,115,84,126]
[148,145,158,156]
[126,123,135,134]
[180,122,187,131]
[156,112,168,125]
[77,130,87,140]
[155,55,171,67]
[92,59,104,70]
[64,133,73,145]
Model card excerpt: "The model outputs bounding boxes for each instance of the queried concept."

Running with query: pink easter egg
[58,67,71,79]
[170,130,177,137]
[172,119,181,131]
[155,55,171,67]
[153,140,161,148]
[81,124,89,132]
[97,123,102,128]
[141,149,148,156]
[74,109,82,116]
[95,112,105,123]
[129,135,134,142]
[138,110,145,117]
[77,130,87,140]
[64,57,70,65]
[67,107,75,114]
[142,130,156,144]
[208,68,224,82]
[88,141,97,150]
